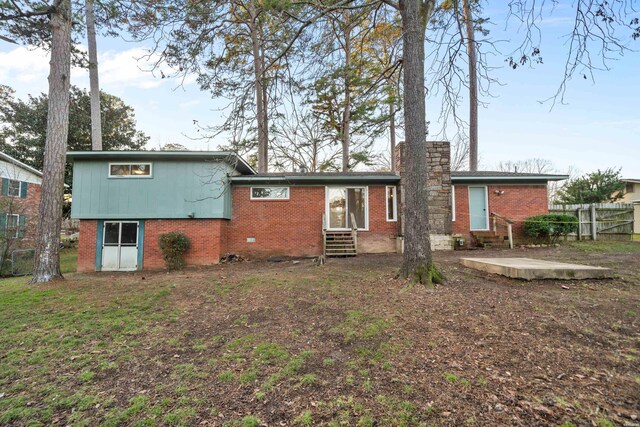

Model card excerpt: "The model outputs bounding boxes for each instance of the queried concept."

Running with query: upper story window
[109,163,152,178]
[2,178,27,198]
[7,180,21,197]
[250,186,289,200]
[386,186,397,222]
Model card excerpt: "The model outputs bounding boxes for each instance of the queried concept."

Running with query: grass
[569,240,640,253]
[0,247,637,425]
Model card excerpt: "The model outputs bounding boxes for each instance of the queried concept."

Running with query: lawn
[0,245,638,426]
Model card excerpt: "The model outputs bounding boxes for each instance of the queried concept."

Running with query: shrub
[524,214,578,243]
[158,232,190,270]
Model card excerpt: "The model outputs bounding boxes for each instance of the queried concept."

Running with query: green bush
[158,232,191,270]
[524,214,578,243]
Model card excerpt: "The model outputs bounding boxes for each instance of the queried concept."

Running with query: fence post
[591,204,597,241]
[577,208,582,240]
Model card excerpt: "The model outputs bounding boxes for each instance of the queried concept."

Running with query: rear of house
[69,145,566,272]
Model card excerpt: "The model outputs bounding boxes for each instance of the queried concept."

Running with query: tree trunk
[249,0,269,173]
[85,0,102,151]
[399,0,436,283]
[30,0,72,283]
[463,0,478,171]
[341,17,352,172]
[389,100,396,172]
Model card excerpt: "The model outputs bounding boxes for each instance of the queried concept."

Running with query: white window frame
[324,186,369,231]
[386,186,397,222]
[108,162,153,178]
[7,179,21,197]
[451,185,456,222]
[250,186,290,200]
[5,213,19,238]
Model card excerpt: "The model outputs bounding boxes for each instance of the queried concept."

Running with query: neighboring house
[620,179,640,203]
[69,146,567,272]
[0,152,42,246]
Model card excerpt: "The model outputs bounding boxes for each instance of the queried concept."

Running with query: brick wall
[453,184,549,241]
[143,219,226,269]
[77,218,226,272]
[78,220,97,272]
[227,185,398,258]
[0,182,41,249]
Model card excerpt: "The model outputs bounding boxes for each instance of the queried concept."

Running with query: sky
[0,3,638,178]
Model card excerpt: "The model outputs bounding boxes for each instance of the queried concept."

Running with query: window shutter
[1,178,7,196]
[20,182,28,198]
[0,214,6,238]
[18,215,26,238]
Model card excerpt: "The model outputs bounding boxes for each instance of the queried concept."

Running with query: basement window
[250,187,289,200]
[109,163,152,178]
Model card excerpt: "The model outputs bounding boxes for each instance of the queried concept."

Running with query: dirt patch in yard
[0,244,638,426]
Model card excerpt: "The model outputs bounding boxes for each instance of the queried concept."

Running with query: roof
[232,171,568,184]
[622,178,640,184]
[231,172,400,185]
[66,151,256,175]
[451,171,568,182]
[0,152,43,177]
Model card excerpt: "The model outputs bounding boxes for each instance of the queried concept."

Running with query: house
[620,179,640,203]
[0,152,42,245]
[68,144,567,272]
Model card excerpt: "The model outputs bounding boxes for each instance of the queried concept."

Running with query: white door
[468,187,489,230]
[102,221,139,271]
[326,187,367,230]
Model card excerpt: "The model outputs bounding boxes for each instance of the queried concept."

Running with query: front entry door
[102,221,139,271]
[468,187,489,230]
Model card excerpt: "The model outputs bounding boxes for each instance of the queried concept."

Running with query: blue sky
[0,3,638,178]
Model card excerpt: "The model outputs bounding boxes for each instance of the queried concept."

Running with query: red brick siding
[360,186,398,253]
[452,184,548,240]
[77,219,225,272]
[78,220,97,272]
[143,219,225,270]
[0,182,41,248]
[227,185,398,258]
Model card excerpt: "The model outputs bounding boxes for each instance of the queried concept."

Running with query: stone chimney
[395,141,452,238]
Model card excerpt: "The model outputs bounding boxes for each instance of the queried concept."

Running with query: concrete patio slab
[460,257,614,280]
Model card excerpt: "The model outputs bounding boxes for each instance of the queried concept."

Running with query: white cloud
[0,44,193,96]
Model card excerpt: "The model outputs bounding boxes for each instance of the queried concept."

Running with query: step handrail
[490,211,514,249]
[322,213,327,257]
[349,213,358,255]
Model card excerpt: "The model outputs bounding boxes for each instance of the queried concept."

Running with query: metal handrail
[490,211,514,249]
[349,213,358,254]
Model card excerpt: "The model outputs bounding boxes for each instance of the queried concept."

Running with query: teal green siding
[71,160,233,219]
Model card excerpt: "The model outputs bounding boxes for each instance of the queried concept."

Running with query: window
[626,182,634,193]
[6,214,19,238]
[109,163,152,178]
[451,185,455,221]
[386,186,397,222]
[250,187,289,200]
[7,180,21,197]
[326,186,368,230]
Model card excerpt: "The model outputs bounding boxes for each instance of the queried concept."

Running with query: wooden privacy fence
[549,203,635,240]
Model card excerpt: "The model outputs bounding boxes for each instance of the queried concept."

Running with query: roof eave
[451,175,569,182]
[230,175,401,185]
[66,151,256,175]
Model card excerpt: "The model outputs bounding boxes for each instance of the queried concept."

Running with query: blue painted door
[468,187,488,230]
